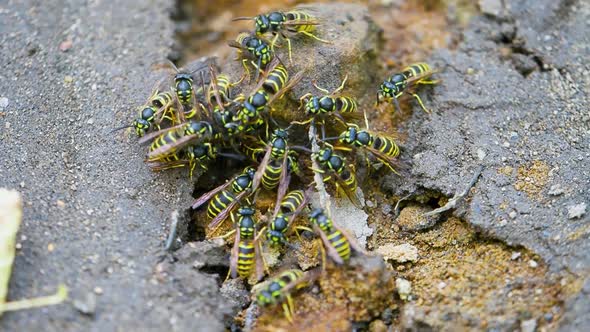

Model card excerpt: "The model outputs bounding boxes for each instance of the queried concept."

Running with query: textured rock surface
[0,0,229,330]
[381,0,589,329]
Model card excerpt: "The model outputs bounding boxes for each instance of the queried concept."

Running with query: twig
[0,189,68,315]
[392,194,413,219]
[422,165,484,217]
[0,285,68,313]
[308,121,332,216]
[164,210,180,251]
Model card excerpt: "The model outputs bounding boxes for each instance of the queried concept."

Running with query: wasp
[313,143,361,207]
[377,62,439,113]
[112,88,177,137]
[164,59,214,119]
[234,10,330,64]
[145,142,217,179]
[191,166,257,231]
[307,208,366,266]
[250,128,301,197]
[253,268,314,323]
[227,206,266,281]
[146,142,244,179]
[226,59,304,138]
[293,75,359,138]
[228,32,274,81]
[263,189,308,246]
[337,123,401,174]
[138,120,214,162]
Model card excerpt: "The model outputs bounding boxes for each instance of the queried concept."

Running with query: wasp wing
[147,131,210,161]
[251,144,273,193]
[404,68,439,86]
[311,224,344,265]
[230,224,240,279]
[207,189,249,230]
[191,178,234,209]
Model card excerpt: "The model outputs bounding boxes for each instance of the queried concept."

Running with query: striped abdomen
[207,190,234,219]
[402,62,431,79]
[327,229,351,262]
[285,11,316,33]
[373,136,400,158]
[336,96,357,113]
[237,240,256,278]
[261,161,282,190]
[280,190,305,214]
[263,64,288,94]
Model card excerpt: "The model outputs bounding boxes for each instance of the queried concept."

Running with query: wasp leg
[417,79,440,85]
[297,30,332,45]
[240,59,251,84]
[270,33,281,52]
[282,296,294,323]
[286,36,293,65]
[411,93,431,113]
[311,81,330,95]
[333,75,349,94]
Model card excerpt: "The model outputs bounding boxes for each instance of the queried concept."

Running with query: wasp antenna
[165,59,180,73]
[233,16,254,21]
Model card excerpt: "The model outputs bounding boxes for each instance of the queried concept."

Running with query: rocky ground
[0,0,588,331]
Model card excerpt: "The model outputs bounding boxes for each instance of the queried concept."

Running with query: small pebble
[529,260,538,268]
[47,243,55,252]
[548,184,564,196]
[567,202,586,219]
[87,118,94,124]
[395,278,412,301]
[0,97,9,109]
[93,286,103,295]
[59,39,73,52]
[520,318,537,332]
[64,75,74,83]
[502,142,510,148]
[437,281,447,290]
[511,252,521,260]
[91,83,97,90]
[366,200,375,208]
[467,67,475,75]
[73,292,97,315]
[19,181,25,188]
[509,210,517,219]
[4,121,10,129]
[477,148,486,161]
[381,204,392,215]
[377,243,419,263]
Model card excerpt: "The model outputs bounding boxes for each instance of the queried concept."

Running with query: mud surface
[0,0,588,331]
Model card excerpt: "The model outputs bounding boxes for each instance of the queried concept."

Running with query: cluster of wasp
[116,7,438,325]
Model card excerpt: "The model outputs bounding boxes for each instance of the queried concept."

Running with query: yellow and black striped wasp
[233,10,330,63]
[138,120,214,162]
[164,58,215,120]
[293,75,359,138]
[228,32,274,81]
[336,123,401,174]
[312,142,361,208]
[252,268,317,323]
[250,127,302,198]
[262,189,308,247]
[377,62,439,113]
[225,59,304,138]
[145,141,245,180]
[112,86,177,137]
[191,166,257,231]
[226,205,266,281]
[145,142,217,179]
[307,208,366,266]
